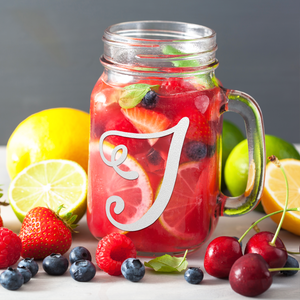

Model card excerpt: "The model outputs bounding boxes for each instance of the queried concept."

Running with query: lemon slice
[8,159,88,223]
[261,158,300,236]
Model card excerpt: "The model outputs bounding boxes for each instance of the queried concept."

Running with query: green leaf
[119,84,159,109]
[144,250,188,272]
[162,45,200,68]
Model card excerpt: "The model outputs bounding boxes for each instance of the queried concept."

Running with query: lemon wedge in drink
[8,159,88,223]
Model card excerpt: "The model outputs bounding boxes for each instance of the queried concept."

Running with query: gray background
[0,0,299,145]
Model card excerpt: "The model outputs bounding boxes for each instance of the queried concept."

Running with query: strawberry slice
[121,107,171,146]
[174,108,216,145]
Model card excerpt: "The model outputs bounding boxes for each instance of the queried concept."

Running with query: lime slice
[8,159,88,223]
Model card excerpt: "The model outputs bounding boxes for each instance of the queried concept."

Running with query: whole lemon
[7,108,89,179]
[224,134,300,197]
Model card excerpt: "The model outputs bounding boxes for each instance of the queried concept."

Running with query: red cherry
[229,253,272,297]
[244,231,288,270]
[204,236,243,279]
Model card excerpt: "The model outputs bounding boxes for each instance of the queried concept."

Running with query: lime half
[8,159,88,223]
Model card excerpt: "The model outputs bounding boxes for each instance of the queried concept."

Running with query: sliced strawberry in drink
[173,108,216,145]
[121,107,171,146]
[104,105,151,155]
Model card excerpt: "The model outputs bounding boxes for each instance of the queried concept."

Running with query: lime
[224,135,300,197]
[8,159,88,223]
[221,120,244,189]
[6,108,89,179]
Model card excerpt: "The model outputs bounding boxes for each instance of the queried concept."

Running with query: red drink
[87,76,226,255]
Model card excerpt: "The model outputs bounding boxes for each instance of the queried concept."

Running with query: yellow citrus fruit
[8,159,88,223]
[6,108,89,179]
[261,159,300,236]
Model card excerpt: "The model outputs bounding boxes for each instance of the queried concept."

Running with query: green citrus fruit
[221,120,244,190]
[224,134,300,197]
[8,159,88,223]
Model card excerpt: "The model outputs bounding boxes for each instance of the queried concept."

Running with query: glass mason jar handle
[219,89,266,216]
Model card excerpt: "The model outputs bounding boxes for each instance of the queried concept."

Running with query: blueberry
[17,266,32,283]
[207,144,216,157]
[184,267,204,284]
[69,246,92,264]
[18,257,39,277]
[147,149,162,165]
[184,141,207,161]
[0,267,24,290]
[280,255,299,276]
[141,90,159,109]
[42,253,69,276]
[121,258,145,282]
[70,260,96,282]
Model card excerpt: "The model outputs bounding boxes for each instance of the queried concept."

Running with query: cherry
[204,236,243,279]
[244,231,288,270]
[229,253,273,297]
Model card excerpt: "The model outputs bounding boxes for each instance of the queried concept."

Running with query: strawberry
[19,205,77,260]
[104,106,151,154]
[173,108,216,145]
[121,106,171,146]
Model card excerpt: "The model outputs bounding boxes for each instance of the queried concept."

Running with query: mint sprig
[119,83,159,109]
[144,250,188,272]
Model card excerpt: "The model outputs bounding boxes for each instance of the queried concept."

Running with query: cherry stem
[269,267,300,272]
[268,156,289,246]
[238,207,300,243]
[287,251,300,255]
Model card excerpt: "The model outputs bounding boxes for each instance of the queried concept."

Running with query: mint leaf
[162,45,200,68]
[119,84,159,109]
[144,250,188,272]
[162,45,215,88]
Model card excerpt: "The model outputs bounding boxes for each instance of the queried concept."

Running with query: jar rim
[102,21,218,76]
[104,20,216,44]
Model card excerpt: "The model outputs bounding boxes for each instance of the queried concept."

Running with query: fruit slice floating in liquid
[159,161,210,240]
[103,104,151,155]
[121,106,171,146]
[261,158,300,236]
[8,159,88,223]
[87,141,153,236]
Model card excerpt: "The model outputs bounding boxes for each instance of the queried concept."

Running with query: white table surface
[0,145,299,300]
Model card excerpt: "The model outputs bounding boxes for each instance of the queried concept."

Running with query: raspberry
[96,232,136,276]
[0,216,3,227]
[0,227,22,269]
